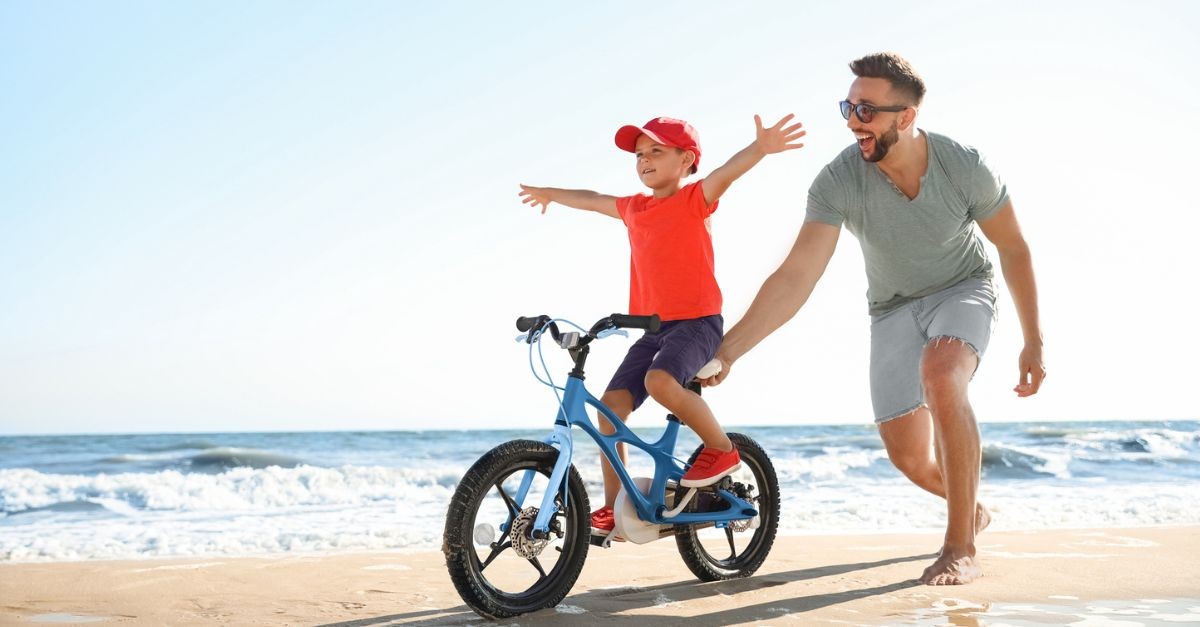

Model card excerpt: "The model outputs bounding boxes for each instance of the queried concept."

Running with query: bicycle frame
[523,373,758,536]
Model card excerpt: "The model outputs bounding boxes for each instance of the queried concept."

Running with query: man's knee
[643,369,681,402]
[887,445,936,478]
[921,340,975,401]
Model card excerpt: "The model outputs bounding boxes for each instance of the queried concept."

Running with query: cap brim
[614,125,672,153]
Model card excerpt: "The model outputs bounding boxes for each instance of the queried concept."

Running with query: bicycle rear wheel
[674,432,780,581]
[443,439,590,619]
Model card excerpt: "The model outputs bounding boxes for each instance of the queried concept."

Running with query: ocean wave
[96,447,309,473]
[773,448,891,483]
[0,464,461,515]
[142,440,219,453]
[5,478,1199,562]
[182,448,305,471]
[5,499,109,516]
[1024,425,1197,456]
[982,443,1071,479]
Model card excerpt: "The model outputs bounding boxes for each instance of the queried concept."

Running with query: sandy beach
[2,526,1197,625]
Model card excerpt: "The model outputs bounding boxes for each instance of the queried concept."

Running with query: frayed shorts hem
[875,402,925,425]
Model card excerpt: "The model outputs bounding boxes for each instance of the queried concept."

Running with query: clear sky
[2,1,1198,435]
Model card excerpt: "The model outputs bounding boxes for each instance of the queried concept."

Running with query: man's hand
[754,114,806,155]
[700,354,733,387]
[1013,343,1046,397]
[518,184,553,214]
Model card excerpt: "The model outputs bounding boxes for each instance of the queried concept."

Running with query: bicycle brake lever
[595,328,628,340]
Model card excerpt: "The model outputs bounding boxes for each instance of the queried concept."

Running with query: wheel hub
[509,506,551,559]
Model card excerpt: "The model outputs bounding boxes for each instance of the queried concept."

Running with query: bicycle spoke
[479,540,513,571]
[495,481,522,519]
[724,527,737,560]
[526,555,548,579]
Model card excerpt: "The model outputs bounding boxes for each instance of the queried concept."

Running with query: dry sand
[2,526,1198,625]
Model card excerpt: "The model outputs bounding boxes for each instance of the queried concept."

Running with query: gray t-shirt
[805,130,1009,315]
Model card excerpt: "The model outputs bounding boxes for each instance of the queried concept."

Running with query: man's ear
[899,106,918,132]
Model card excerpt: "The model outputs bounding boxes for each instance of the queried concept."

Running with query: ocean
[1,420,1197,563]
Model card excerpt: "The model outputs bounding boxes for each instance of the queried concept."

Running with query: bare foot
[976,502,992,535]
[920,549,982,585]
[937,504,993,557]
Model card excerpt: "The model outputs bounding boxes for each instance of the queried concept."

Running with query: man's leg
[918,338,982,585]
[878,407,991,534]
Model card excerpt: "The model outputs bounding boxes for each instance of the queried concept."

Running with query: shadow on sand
[316,552,932,626]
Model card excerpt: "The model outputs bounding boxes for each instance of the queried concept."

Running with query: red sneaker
[681,446,741,487]
[590,506,615,534]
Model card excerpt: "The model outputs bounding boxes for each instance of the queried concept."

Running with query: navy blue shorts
[605,315,723,410]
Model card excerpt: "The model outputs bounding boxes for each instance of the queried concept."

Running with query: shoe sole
[679,462,742,488]
[590,528,625,542]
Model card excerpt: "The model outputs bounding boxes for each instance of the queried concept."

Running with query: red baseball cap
[614,117,701,169]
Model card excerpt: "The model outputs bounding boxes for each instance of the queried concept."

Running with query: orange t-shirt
[615,180,722,321]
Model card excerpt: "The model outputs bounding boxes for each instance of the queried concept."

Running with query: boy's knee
[643,369,681,401]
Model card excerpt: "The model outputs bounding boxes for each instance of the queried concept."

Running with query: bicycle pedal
[589,529,624,548]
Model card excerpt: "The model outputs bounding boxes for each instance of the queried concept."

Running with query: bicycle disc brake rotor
[509,507,551,559]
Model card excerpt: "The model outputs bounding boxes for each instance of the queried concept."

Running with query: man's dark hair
[849,52,926,106]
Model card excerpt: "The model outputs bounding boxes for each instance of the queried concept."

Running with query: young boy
[518,115,805,535]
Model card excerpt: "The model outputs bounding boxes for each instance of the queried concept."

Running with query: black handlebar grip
[516,315,548,332]
[610,313,661,333]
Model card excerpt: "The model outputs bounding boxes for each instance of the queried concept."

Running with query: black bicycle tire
[673,432,780,581]
[442,439,590,619]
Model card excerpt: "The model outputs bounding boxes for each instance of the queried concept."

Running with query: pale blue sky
[2,1,1197,434]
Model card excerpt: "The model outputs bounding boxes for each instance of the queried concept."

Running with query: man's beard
[862,121,900,163]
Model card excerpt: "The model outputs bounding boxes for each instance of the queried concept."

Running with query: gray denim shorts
[869,277,997,423]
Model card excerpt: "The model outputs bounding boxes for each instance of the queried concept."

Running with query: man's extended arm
[978,202,1045,397]
[518,184,620,219]
[703,221,840,386]
[701,115,806,205]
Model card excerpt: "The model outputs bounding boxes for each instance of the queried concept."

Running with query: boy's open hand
[755,114,806,155]
[518,184,552,214]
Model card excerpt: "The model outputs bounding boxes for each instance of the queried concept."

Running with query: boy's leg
[643,370,731,451]
[598,333,658,514]
[597,389,634,507]
[640,315,728,449]
[639,316,738,487]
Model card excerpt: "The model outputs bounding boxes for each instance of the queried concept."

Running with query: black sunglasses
[839,100,909,123]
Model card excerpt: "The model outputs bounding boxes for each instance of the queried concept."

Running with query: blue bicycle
[443,313,780,619]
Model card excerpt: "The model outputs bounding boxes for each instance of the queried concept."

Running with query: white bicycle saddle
[694,358,722,380]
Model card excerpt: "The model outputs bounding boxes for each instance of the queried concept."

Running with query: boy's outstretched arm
[702,114,806,205]
[519,184,620,219]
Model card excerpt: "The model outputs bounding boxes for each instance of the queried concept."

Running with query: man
[705,52,1045,585]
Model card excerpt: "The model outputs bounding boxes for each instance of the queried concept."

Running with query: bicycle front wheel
[443,439,590,619]
[674,432,780,581]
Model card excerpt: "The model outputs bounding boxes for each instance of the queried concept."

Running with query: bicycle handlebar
[516,315,550,333]
[609,313,660,333]
[515,313,661,341]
